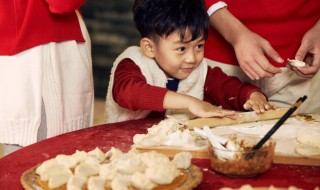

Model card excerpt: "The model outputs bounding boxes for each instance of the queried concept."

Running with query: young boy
[105,0,274,123]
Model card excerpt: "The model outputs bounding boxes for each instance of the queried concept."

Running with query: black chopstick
[245,95,307,160]
[252,95,308,151]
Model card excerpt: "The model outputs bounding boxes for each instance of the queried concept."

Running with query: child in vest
[105,0,275,123]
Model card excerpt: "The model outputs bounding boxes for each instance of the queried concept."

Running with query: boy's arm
[204,66,267,111]
[163,91,235,118]
[113,59,168,111]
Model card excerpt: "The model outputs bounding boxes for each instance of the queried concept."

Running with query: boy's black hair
[133,0,209,42]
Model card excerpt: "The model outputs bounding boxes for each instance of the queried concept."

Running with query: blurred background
[81,0,140,124]
[82,0,140,98]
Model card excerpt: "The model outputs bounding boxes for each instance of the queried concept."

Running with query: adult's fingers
[296,67,319,78]
[241,60,275,80]
[263,42,284,64]
[240,62,260,80]
[295,53,320,77]
[291,67,314,78]
[295,43,308,61]
[240,52,281,80]
[256,55,282,76]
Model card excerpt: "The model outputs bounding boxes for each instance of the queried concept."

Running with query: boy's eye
[197,44,204,49]
[177,47,186,52]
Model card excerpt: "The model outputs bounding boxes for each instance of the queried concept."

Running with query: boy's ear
[140,37,155,58]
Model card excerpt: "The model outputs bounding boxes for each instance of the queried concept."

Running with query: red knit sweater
[0,0,86,55]
[112,58,264,118]
[204,0,320,67]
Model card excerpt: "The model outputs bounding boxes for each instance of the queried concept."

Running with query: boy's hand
[188,99,236,119]
[243,92,276,113]
[164,91,236,119]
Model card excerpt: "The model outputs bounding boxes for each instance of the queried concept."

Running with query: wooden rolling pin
[186,108,297,129]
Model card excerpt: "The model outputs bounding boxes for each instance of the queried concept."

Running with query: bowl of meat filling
[208,134,275,177]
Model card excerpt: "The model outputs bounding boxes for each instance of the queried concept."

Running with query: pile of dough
[295,144,320,157]
[295,127,320,156]
[133,116,204,150]
[35,147,193,190]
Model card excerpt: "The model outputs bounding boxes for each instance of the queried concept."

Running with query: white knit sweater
[105,46,208,123]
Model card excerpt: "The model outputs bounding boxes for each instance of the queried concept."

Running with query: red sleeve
[45,0,86,14]
[203,66,266,111]
[204,0,224,10]
[112,59,169,112]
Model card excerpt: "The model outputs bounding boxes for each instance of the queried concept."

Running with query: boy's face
[151,30,205,80]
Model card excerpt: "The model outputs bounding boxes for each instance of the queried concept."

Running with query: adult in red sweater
[0,0,94,156]
[105,0,275,123]
[204,0,320,113]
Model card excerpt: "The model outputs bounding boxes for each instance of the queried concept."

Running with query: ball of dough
[287,59,306,67]
[295,143,320,156]
[296,127,320,148]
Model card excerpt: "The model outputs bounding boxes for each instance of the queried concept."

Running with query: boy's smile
[150,30,205,80]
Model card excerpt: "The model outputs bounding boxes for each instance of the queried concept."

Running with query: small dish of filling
[208,134,275,178]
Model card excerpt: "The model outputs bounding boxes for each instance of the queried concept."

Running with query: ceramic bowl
[208,134,275,177]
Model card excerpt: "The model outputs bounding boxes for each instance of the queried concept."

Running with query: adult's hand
[289,19,320,78]
[210,8,284,80]
[233,30,283,80]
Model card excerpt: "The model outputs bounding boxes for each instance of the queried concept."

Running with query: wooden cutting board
[134,113,320,166]
[135,146,320,166]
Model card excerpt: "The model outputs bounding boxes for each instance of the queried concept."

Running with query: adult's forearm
[209,7,249,46]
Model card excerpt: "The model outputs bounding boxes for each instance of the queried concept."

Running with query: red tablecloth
[0,118,319,190]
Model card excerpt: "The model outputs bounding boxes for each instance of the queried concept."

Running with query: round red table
[0,118,319,190]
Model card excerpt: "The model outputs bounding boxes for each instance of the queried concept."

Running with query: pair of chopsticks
[246,95,307,159]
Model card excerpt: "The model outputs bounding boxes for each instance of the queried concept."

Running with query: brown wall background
[82,0,140,98]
